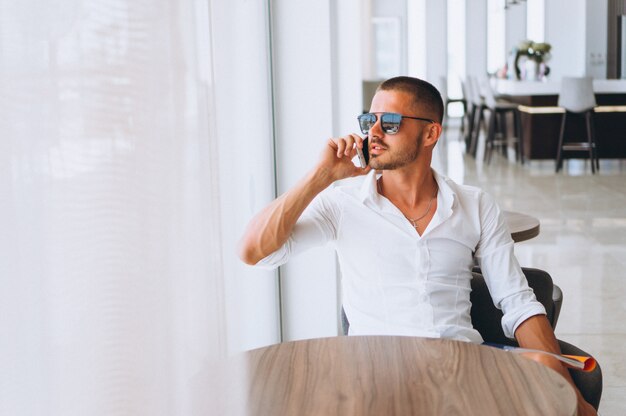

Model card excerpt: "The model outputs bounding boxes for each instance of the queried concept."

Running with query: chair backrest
[470,267,557,345]
[467,76,483,106]
[470,268,602,410]
[479,77,498,108]
[558,76,596,112]
[460,79,468,102]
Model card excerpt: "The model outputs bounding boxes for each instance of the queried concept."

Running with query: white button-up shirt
[256,169,546,343]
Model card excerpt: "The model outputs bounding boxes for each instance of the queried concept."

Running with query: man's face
[367,90,430,171]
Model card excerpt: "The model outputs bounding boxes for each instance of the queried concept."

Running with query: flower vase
[524,60,539,81]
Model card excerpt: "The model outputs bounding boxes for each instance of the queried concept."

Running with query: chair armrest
[552,284,563,329]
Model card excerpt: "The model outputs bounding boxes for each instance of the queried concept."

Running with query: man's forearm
[515,315,596,415]
[238,167,334,265]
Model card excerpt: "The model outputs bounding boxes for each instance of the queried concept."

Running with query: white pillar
[407,0,427,78]
[271,0,362,341]
[211,0,281,352]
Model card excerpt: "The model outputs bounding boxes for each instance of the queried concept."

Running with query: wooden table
[244,336,576,416]
[503,210,540,242]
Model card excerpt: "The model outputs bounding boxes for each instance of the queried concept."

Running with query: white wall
[466,0,488,77]
[505,2,527,57]
[545,0,586,78]
[585,0,608,78]
[425,0,448,86]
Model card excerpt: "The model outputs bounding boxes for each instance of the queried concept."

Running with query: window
[372,17,402,78]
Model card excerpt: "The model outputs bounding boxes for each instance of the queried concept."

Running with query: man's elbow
[237,239,261,265]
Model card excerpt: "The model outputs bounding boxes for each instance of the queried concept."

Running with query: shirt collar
[359,168,458,215]
[431,169,456,224]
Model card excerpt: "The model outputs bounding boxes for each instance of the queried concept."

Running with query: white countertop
[494,79,626,96]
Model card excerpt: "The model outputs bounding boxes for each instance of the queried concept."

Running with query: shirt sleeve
[254,187,342,270]
[474,192,547,339]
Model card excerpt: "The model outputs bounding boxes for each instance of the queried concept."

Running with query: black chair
[439,76,467,132]
[469,268,602,410]
[479,78,524,164]
[466,76,486,156]
[341,267,602,410]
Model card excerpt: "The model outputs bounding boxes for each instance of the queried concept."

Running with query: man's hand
[576,399,598,416]
[315,134,371,182]
[238,133,370,265]
[519,352,597,416]
[515,315,597,416]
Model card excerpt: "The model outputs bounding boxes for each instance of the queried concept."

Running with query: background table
[503,210,540,242]
[244,336,576,416]
[494,79,626,160]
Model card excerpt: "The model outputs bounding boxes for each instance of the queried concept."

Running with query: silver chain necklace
[378,179,438,232]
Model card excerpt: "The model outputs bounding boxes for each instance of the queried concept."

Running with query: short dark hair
[377,76,444,123]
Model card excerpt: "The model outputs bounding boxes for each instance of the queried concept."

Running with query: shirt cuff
[501,302,547,339]
[252,243,290,270]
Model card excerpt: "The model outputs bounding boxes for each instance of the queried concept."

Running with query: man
[238,76,595,415]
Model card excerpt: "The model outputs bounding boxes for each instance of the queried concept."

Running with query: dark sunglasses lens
[381,113,401,134]
[358,113,377,134]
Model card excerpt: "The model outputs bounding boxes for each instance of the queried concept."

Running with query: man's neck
[379,167,438,209]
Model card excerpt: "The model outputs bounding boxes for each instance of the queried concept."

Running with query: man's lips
[369,142,387,155]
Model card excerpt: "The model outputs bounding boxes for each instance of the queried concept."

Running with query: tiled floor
[435,124,626,415]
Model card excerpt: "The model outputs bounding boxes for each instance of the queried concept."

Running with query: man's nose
[369,116,384,138]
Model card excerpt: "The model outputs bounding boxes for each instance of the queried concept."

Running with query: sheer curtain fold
[0,1,244,414]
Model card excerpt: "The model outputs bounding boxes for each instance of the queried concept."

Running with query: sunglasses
[357,112,435,135]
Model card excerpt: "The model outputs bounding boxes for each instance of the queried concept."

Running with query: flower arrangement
[518,40,552,63]
[512,40,552,80]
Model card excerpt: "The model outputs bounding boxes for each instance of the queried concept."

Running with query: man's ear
[423,123,442,147]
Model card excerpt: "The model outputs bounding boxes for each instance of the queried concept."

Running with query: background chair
[479,78,524,164]
[439,75,467,132]
[469,268,602,410]
[341,267,602,410]
[556,76,599,173]
[470,266,562,336]
[466,75,485,157]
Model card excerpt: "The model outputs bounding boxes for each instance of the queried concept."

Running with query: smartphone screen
[356,137,369,168]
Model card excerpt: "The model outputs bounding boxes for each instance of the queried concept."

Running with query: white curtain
[0,0,244,414]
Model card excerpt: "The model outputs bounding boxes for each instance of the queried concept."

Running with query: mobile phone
[356,137,369,168]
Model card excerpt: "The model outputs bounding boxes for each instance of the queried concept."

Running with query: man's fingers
[335,138,347,157]
[334,136,354,158]
[344,135,356,156]
[328,134,366,161]
[345,134,365,156]
[353,134,365,149]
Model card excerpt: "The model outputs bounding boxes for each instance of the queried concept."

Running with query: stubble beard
[369,136,422,170]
